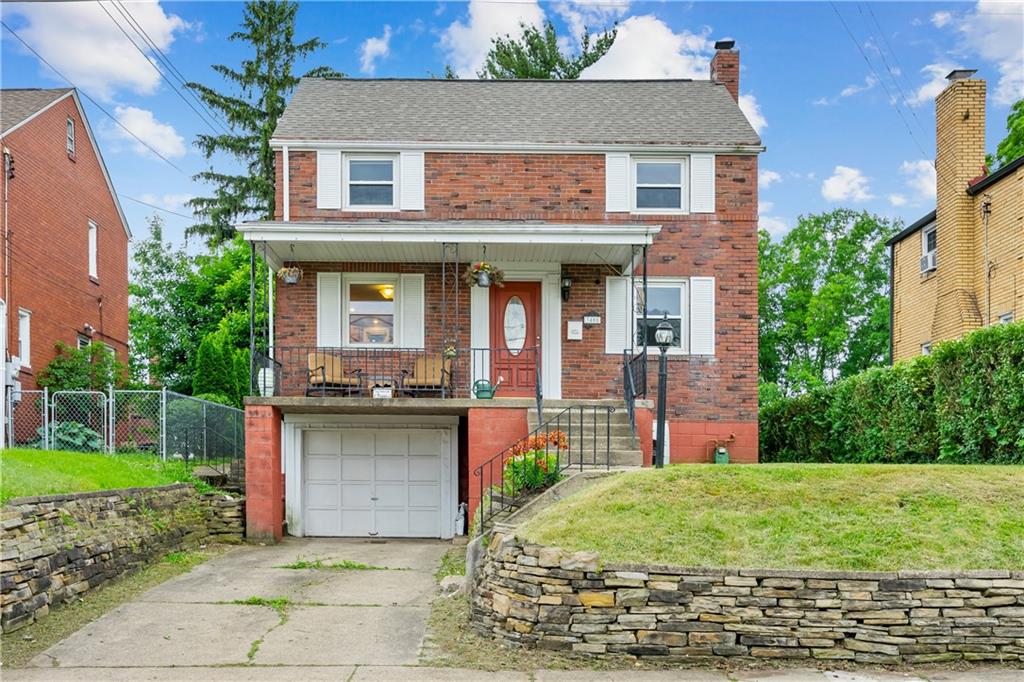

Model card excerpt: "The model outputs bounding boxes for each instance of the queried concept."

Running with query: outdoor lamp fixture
[561,277,572,302]
[653,315,674,468]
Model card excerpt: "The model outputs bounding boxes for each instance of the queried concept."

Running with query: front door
[490,281,541,398]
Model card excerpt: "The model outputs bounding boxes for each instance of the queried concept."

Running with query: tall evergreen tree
[186,1,341,245]
[475,20,616,80]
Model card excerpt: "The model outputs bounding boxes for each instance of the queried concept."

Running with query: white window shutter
[689,154,715,214]
[605,276,631,354]
[690,276,715,355]
[605,153,630,213]
[316,150,341,209]
[316,273,342,347]
[399,152,425,210]
[399,274,425,349]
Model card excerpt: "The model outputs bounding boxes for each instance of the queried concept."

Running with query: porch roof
[238,220,660,270]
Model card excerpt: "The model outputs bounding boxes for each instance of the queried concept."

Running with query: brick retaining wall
[1,484,244,633]
[471,533,1024,664]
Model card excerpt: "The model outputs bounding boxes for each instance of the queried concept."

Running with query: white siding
[605,153,630,213]
[604,276,630,354]
[689,154,716,214]
[316,150,342,209]
[689,276,716,355]
[399,151,425,210]
[399,274,425,348]
[316,273,342,347]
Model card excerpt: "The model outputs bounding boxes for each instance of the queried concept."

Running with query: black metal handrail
[472,404,614,534]
[622,350,647,437]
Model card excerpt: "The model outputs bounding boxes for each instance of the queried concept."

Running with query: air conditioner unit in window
[920,251,936,273]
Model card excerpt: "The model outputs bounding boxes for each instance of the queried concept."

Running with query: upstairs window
[345,156,396,209]
[920,223,937,272]
[18,309,31,368]
[66,117,75,157]
[921,342,932,356]
[998,312,1014,324]
[633,158,686,212]
[88,220,98,279]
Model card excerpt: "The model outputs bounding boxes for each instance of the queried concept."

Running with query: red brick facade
[1,93,129,389]
[244,405,284,541]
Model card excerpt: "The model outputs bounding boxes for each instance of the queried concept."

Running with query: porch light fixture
[654,315,674,469]
[561,277,572,302]
[381,285,395,299]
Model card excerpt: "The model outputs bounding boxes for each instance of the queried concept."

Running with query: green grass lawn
[0,448,212,503]
[518,464,1024,571]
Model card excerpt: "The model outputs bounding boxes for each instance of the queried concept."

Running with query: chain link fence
[6,388,245,489]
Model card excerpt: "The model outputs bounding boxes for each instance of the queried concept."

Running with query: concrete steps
[526,403,643,467]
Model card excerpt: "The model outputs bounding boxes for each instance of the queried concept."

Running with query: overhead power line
[119,193,197,222]
[860,3,930,140]
[1,20,188,175]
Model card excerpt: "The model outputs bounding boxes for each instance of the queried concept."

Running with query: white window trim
[342,273,401,348]
[921,223,937,272]
[66,117,75,156]
[18,308,31,368]
[88,220,98,279]
[633,277,690,355]
[343,154,399,211]
[77,334,91,350]
[630,156,688,215]
[921,342,932,356]
[998,312,1014,324]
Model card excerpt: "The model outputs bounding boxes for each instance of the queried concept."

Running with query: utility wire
[859,3,930,139]
[96,1,224,137]
[111,0,231,135]
[830,3,933,164]
[120,194,197,222]
[1,20,188,175]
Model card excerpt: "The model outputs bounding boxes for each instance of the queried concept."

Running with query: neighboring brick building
[0,89,130,406]
[240,42,762,541]
[888,71,1023,361]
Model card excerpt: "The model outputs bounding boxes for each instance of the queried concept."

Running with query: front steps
[526,403,644,467]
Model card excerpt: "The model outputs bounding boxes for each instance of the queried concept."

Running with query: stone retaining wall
[1,484,244,633]
[471,533,1024,664]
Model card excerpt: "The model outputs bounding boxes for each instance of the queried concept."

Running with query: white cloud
[738,93,767,134]
[139,192,194,212]
[554,0,629,40]
[760,216,790,239]
[821,166,874,202]
[957,0,1024,105]
[758,200,774,214]
[439,0,544,77]
[8,1,188,101]
[931,11,952,28]
[108,106,186,159]
[888,193,908,207]
[579,15,713,79]
[360,25,392,75]
[900,159,937,201]
[908,63,958,106]
[758,169,782,188]
[814,75,879,107]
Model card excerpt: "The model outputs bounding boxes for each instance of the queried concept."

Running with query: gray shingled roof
[1,88,72,134]
[273,78,761,147]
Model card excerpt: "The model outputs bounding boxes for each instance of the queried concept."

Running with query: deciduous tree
[475,20,616,80]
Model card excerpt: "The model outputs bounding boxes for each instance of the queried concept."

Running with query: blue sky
[2,1,1022,253]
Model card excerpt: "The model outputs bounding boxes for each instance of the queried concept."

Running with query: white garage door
[302,428,446,537]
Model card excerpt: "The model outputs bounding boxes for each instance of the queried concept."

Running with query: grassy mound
[1,449,211,503]
[518,464,1024,571]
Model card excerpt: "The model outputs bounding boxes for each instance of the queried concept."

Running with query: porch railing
[622,350,648,437]
[472,404,614,533]
[251,345,542,401]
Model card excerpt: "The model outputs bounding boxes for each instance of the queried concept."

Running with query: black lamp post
[653,315,674,468]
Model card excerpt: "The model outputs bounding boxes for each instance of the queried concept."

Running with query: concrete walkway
[7,538,1019,681]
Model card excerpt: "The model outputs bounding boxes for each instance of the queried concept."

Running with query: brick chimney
[710,40,739,102]
[932,69,986,341]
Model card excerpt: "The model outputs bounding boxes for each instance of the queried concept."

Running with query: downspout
[3,147,10,333]
[982,194,991,326]
[249,241,256,394]
[889,243,894,365]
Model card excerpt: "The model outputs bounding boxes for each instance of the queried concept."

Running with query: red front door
[490,281,541,398]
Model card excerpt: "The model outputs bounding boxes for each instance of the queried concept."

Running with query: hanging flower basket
[277,266,303,285]
[443,344,458,359]
[462,262,505,288]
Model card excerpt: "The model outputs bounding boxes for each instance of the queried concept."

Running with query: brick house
[0,88,130,443]
[888,70,1023,361]
[241,43,762,540]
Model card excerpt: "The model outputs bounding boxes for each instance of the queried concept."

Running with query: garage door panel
[374,509,409,536]
[374,483,408,507]
[340,509,373,536]
[409,431,442,455]
[374,431,408,455]
[340,483,373,507]
[306,430,341,456]
[342,430,374,454]
[374,457,406,482]
[409,512,440,537]
[408,456,440,482]
[306,482,341,508]
[306,454,340,481]
[408,483,440,507]
[340,456,372,481]
[305,509,339,536]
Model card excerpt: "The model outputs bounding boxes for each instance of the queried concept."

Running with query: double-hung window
[346,278,398,346]
[634,280,688,353]
[18,309,31,368]
[633,158,686,212]
[920,223,937,272]
[88,220,98,279]
[345,156,397,209]
[66,117,75,157]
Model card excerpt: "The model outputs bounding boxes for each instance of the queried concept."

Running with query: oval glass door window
[503,296,527,355]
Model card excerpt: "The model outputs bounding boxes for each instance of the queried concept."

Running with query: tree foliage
[759,209,897,394]
[37,342,128,392]
[992,98,1024,170]
[476,20,616,80]
[186,0,342,245]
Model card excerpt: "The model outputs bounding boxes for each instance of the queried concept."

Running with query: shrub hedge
[760,321,1023,463]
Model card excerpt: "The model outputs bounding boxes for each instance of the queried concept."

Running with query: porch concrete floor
[245,396,652,415]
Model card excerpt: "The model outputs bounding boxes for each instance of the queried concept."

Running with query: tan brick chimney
[932,71,986,341]
[710,40,739,102]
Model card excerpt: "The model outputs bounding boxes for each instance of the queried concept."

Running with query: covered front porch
[240,219,660,408]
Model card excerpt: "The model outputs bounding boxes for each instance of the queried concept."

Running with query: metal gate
[50,390,108,452]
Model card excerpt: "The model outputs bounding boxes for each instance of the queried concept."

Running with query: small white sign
[567,320,583,340]
[583,314,601,326]
[372,386,393,399]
